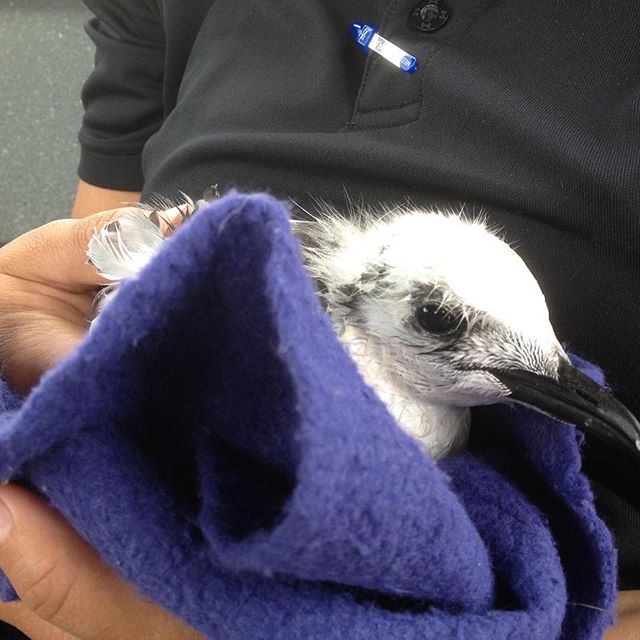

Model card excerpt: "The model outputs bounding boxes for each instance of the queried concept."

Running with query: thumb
[0,484,200,640]
[0,202,192,294]
[0,208,133,292]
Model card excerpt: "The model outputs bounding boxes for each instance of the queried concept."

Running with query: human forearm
[72,179,141,219]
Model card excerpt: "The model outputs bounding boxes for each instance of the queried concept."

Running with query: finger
[0,601,77,640]
[0,485,204,640]
[0,208,136,291]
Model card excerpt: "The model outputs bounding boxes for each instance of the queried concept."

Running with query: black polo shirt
[78,0,640,587]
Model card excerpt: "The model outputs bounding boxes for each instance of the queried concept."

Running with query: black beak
[488,360,640,457]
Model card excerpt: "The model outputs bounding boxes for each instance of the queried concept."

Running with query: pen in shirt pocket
[351,22,418,73]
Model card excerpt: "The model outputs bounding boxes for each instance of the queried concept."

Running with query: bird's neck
[339,325,470,460]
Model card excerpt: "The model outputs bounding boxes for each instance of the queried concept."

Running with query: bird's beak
[488,360,640,456]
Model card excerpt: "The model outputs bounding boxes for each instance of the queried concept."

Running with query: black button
[409,0,450,32]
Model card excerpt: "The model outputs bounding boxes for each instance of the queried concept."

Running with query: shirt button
[409,0,450,32]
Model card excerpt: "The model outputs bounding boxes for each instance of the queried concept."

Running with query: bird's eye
[413,303,466,336]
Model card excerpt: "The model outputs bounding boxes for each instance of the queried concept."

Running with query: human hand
[0,205,190,395]
[0,210,124,394]
[605,590,640,640]
[0,212,205,637]
[0,484,203,640]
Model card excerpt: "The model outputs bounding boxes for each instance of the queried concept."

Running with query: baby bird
[87,196,640,461]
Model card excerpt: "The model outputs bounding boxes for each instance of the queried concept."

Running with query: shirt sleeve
[78,0,166,191]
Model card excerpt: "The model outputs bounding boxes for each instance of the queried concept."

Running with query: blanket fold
[0,193,616,639]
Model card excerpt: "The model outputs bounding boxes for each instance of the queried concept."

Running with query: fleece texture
[0,193,616,639]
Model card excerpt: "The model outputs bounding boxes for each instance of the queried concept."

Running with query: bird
[86,193,640,461]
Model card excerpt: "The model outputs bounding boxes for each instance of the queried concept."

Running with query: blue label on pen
[399,55,417,72]
[357,25,375,47]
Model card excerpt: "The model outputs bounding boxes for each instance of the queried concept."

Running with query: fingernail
[0,490,14,542]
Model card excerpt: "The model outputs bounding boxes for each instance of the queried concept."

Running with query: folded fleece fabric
[0,193,617,639]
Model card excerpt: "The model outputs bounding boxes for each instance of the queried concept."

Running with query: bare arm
[71,179,141,219]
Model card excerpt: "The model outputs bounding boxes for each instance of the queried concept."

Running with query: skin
[71,179,142,220]
[0,194,202,639]
[0,485,203,640]
[609,592,640,639]
[0,179,633,637]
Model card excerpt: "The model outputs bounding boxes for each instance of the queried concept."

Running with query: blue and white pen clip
[351,23,418,73]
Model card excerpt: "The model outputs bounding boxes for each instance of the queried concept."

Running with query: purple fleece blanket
[0,193,616,639]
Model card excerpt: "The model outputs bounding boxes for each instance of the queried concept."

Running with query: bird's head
[293,208,640,455]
